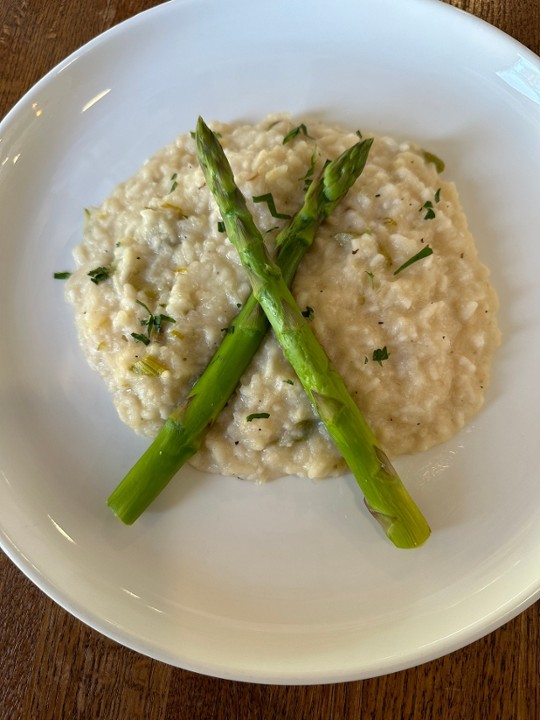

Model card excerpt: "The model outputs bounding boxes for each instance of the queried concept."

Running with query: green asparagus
[107,129,373,524]
[196,117,431,548]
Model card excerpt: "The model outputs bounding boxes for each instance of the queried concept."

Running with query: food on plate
[106,129,374,527]
[194,116,431,547]
[64,113,500,533]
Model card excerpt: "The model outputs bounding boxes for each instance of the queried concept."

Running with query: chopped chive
[246,412,270,421]
[53,271,71,279]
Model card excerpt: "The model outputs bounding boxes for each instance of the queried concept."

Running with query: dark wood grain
[1,1,539,718]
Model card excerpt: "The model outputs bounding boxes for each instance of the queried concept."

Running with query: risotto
[65,113,500,481]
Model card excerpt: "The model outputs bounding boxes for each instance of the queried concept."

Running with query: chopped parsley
[169,172,178,193]
[252,192,291,219]
[372,346,390,366]
[365,270,375,289]
[53,271,71,279]
[88,266,112,284]
[217,220,226,233]
[393,245,433,275]
[301,305,314,319]
[246,412,270,422]
[282,123,313,144]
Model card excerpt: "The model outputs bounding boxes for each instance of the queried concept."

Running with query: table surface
[1,1,539,718]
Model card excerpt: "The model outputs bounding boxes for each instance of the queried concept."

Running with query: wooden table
[1,1,539,717]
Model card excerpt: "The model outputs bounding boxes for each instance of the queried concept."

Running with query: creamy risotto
[65,114,500,481]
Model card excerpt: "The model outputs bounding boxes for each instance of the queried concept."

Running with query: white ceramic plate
[1,0,539,684]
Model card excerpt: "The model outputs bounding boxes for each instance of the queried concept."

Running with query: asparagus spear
[196,117,431,548]
[107,129,373,524]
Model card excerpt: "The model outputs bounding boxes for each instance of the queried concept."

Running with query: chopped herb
[131,332,151,346]
[217,220,226,233]
[434,187,441,203]
[88,266,112,284]
[356,130,363,138]
[422,150,445,174]
[372,346,390,366]
[364,356,369,364]
[169,172,178,193]
[282,123,312,144]
[252,193,291,219]
[246,412,270,421]
[53,271,71,279]
[283,379,294,385]
[421,200,436,220]
[365,270,375,288]
[301,306,314,319]
[393,245,433,275]
[133,299,175,344]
